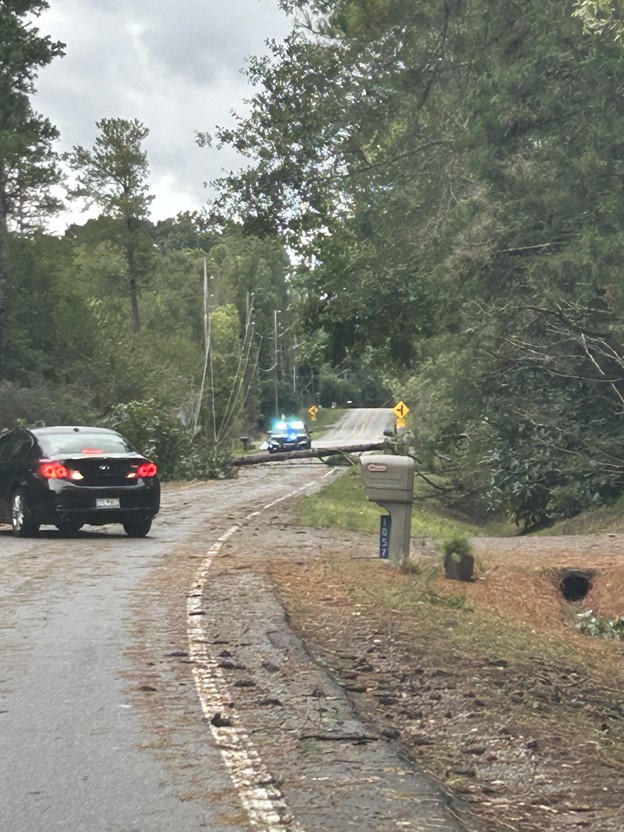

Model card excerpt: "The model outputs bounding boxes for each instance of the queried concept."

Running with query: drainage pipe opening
[560,571,593,602]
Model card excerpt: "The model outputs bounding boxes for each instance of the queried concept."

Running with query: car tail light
[40,462,70,479]
[136,462,158,478]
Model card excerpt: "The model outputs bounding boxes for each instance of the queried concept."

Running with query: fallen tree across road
[232,442,387,466]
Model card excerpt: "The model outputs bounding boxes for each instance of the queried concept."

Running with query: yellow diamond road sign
[393,401,410,419]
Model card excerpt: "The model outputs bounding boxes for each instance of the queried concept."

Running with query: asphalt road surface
[312,407,394,449]
[0,465,332,832]
[0,410,461,832]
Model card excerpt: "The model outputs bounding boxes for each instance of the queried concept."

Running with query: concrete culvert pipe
[560,570,594,602]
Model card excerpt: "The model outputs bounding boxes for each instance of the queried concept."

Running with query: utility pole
[203,260,210,352]
[194,259,213,438]
[292,338,297,394]
[274,309,280,419]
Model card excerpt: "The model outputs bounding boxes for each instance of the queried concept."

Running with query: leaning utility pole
[232,442,387,466]
[194,259,212,437]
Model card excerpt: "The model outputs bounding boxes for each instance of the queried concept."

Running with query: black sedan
[0,426,160,538]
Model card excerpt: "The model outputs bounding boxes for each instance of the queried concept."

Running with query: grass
[306,406,346,439]
[298,465,509,538]
[540,493,624,535]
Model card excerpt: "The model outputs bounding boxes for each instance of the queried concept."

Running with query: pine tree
[0,0,65,379]
[66,118,154,332]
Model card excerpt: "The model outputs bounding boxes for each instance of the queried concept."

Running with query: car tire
[56,520,83,536]
[123,518,152,538]
[11,489,40,538]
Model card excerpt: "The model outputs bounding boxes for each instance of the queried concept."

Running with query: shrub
[104,398,238,481]
[104,399,187,479]
[440,533,474,561]
[0,381,99,432]
[576,610,624,640]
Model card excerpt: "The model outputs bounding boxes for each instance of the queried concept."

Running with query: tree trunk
[129,274,141,333]
[126,216,141,333]
[0,160,9,382]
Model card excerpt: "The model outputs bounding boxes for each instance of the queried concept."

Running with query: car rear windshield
[38,432,135,456]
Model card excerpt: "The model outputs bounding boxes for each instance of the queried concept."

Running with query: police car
[267,419,312,454]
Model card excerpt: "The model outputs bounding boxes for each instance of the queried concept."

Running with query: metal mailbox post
[360,455,415,566]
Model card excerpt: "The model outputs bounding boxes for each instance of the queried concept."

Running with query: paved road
[0,410,462,832]
[312,407,394,448]
[0,465,330,832]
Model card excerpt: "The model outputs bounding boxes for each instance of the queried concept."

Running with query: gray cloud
[34,0,292,227]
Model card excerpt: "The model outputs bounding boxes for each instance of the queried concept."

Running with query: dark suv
[0,426,160,537]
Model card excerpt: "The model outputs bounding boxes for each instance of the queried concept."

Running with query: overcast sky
[34,0,293,230]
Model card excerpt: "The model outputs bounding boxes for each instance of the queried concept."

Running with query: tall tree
[209,0,624,527]
[0,0,64,379]
[207,0,477,364]
[67,118,154,332]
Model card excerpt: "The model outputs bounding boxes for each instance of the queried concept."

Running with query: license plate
[96,498,120,509]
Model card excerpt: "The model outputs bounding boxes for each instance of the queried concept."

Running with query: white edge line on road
[187,467,339,831]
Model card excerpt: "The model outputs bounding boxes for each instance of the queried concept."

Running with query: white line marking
[187,470,337,831]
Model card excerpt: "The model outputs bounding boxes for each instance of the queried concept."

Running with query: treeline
[8,0,624,528]
[208,0,624,529]
[0,3,387,478]
[1,204,386,471]
[2,209,297,475]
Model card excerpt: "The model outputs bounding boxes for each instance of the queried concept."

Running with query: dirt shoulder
[214,500,624,832]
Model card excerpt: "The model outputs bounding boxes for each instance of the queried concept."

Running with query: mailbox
[361,455,415,504]
[361,454,415,566]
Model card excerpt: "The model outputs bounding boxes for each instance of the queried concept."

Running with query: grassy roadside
[306,406,346,439]
[298,464,512,538]
[539,493,624,535]
[300,458,624,540]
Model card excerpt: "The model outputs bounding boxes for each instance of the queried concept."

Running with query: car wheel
[56,520,83,536]
[11,489,40,538]
[123,518,152,538]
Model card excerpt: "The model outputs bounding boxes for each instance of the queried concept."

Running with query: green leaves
[577,610,624,640]
[65,119,154,331]
[0,0,65,376]
[66,119,153,220]
[0,1,64,97]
